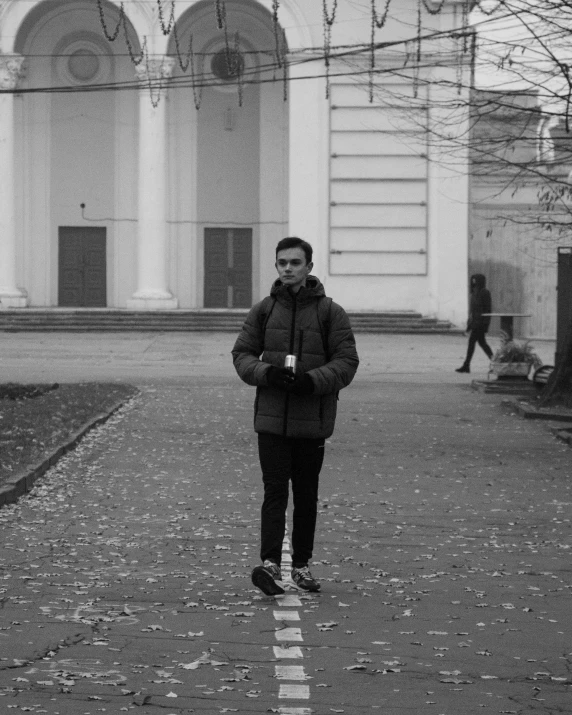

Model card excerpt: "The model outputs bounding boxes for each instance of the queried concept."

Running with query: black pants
[257,433,325,568]
[465,327,493,365]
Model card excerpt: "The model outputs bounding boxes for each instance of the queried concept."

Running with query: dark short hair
[275,237,313,264]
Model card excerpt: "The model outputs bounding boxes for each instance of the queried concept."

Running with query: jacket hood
[270,275,326,305]
[471,274,487,291]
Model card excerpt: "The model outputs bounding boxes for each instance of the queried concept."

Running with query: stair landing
[0,309,457,334]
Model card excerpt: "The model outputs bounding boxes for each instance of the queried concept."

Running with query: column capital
[0,54,26,91]
[135,55,176,84]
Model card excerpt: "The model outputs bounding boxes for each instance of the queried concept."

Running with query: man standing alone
[232,237,359,595]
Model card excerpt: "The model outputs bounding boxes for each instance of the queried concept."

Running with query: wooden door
[231,229,253,308]
[58,227,107,307]
[204,228,252,308]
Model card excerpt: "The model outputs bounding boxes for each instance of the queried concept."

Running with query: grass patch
[0,382,138,485]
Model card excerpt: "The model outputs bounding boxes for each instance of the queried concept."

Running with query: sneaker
[291,565,320,592]
[455,365,470,373]
[251,560,284,596]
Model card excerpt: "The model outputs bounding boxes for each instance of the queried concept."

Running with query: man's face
[276,247,313,292]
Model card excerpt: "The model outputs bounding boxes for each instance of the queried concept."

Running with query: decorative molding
[0,1,8,24]
[427,0,471,5]
[54,36,112,86]
[0,54,25,90]
[135,55,176,83]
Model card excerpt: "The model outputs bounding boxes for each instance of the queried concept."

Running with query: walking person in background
[232,237,359,595]
[456,273,493,373]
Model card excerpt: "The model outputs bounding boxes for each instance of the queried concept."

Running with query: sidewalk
[0,330,557,384]
[0,332,569,715]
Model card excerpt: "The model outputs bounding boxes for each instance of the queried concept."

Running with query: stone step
[0,310,456,333]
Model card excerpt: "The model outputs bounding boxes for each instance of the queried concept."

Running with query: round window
[211,49,244,82]
[68,49,100,82]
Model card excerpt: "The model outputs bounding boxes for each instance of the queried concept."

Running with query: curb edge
[0,392,137,508]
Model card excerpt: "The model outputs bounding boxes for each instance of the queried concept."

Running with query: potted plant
[489,332,542,378]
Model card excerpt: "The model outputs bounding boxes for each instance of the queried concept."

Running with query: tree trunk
[539,318,572,407]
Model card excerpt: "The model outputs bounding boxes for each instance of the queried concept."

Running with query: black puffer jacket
[231,276,359,439]
[468,274,492,331]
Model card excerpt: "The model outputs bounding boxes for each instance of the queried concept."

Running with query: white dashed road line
[275,665,308,679]
[279,684,311,699]
[277,594,303,607]
[273,645,304,658]
[274,610,301,621]
[270,533,314,709]
[275,626,304,642]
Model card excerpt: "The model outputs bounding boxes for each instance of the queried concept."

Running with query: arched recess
[2,0,147,52]
[251,0,313,50]
[12,0,142,307]
[167,0,290,308]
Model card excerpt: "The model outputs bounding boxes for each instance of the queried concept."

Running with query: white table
[482,313,531,340]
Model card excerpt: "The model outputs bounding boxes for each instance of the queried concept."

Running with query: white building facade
[0,0,470,325]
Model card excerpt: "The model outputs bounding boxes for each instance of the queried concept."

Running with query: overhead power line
[2,0,570,112]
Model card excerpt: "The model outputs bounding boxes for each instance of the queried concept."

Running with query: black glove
[287,373,314,395]
[266,366,295,390]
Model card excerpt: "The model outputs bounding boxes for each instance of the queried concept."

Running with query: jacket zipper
[289,293,297,354]
[283,291,298,436]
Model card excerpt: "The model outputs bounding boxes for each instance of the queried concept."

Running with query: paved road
[0,332,569,715]
[0,331,557,384]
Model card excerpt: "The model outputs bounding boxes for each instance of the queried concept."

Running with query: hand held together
[266,366,313,395]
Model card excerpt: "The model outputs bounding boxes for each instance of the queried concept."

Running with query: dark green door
[204,228,252,308]
[58,227,107,307]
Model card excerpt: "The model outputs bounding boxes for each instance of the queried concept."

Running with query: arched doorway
[14,0,140,307]
[168,0,289,308]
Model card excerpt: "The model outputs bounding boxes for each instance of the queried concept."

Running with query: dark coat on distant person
[232,276,359,440]
[467,274,492,332]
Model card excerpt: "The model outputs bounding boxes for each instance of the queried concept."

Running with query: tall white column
[127,56,178,309]
[0,55,27,308]
[427,70,470,328]
[287,57,330,283]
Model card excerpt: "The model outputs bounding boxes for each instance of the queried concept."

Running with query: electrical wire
[1,0,570,118]
[1,23,476,96]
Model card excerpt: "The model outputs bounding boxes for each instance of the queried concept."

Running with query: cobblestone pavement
[0,332,569,715]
